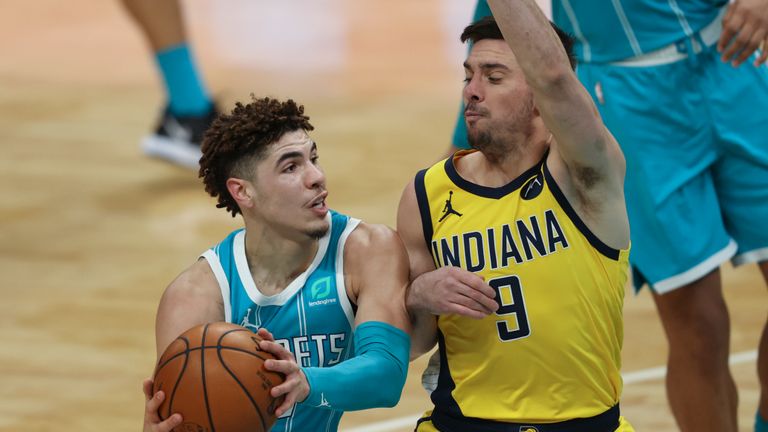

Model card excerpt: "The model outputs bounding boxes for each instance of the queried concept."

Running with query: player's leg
[121,0,216,168]
[757,267,768,432]
[652,271,738,432]
[121,0,185,52]
[704,42,768,432]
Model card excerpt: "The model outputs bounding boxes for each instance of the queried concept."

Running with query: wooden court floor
[1,1,765,431]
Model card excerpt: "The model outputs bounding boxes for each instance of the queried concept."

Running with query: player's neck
[459,132,549,187]
[242,225,319,295]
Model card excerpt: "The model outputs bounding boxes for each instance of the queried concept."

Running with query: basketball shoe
[142,106,218,169]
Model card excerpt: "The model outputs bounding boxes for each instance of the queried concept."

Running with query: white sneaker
[141,106,218,169]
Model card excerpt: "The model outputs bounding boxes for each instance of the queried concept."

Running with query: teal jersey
[552,0,727,62]
[201,210,360,431]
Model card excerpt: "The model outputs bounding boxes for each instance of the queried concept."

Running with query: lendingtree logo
[308,277,336,307]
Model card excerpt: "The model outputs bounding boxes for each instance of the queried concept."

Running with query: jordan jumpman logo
[439,191,463,222]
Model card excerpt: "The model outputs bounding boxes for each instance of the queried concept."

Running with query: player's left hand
[256,328,310,417]
[142,378,183,432]
[718,0,768,66]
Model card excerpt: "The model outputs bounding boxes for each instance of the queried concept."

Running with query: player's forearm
[406,280,439,359]
[408,309,438,360]
[301,321,409,410]
[487,0,572,90]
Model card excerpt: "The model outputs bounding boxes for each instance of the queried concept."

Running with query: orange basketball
[152,322,285,432]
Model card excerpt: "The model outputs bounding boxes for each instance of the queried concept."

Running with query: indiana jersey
[201,210,360,431]
[553,0,726,62]
[415,151,629,423]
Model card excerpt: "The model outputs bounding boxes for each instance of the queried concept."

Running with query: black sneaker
[142,106,218,169]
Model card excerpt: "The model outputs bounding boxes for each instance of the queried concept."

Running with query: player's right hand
[256,328,310,417]
[407,266,499,319]
[718,0,768,66]
[142,378,182,432]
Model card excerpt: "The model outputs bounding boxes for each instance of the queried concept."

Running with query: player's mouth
[308,191,328,216]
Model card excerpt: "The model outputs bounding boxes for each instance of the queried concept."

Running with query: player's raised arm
[487,0,625,196]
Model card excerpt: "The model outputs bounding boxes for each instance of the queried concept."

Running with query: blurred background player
[121,0,218,169]
[452,1,768,431]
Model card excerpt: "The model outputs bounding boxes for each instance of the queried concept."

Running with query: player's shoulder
[344,222,407,264]
[347,222,401,249]
[164,258,220,300]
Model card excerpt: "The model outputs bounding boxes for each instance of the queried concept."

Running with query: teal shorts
[578,41,768,293]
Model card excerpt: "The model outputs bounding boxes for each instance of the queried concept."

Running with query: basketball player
[398,0,634,430]
[121,0,218,168]
[450,1,768,430]
[142,97,411,432]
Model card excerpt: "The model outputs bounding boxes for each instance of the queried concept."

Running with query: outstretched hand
[142,378,182,432]
[256,328,309,417]
[408,266,499,319]
[718,0,768,66]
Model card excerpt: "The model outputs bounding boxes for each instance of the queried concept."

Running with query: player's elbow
[369,360,407,407]
[532,67,576,97]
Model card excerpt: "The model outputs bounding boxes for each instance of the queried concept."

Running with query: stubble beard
[467,100,535,164]
[305,222,330,240]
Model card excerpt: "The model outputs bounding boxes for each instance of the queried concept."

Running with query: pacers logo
[308,277,336,307]
[521,172,544,200]
[519,427,539,432]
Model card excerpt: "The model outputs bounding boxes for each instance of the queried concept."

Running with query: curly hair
[199,96,314,217]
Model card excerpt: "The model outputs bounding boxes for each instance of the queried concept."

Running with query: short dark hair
[199,96,314,217]
[460,16,577,70]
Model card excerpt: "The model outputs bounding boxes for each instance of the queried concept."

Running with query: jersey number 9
[490,275,531,342]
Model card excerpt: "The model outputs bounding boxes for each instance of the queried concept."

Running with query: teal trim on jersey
[302,321,410,411]
[156,44,212,116]
[202,210,359,431]
[757,412,768,432]
[552,0,727,63]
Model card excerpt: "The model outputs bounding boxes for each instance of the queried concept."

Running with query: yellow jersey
[415,151,629,425]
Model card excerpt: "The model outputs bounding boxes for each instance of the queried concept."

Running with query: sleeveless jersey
[201,210,360,432]
[415,151,629,423]
[552,0,727,62]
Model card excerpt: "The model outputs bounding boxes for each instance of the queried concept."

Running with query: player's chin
[305,220,330,240]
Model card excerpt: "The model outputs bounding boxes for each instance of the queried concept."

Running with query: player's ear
[226,177,256,210]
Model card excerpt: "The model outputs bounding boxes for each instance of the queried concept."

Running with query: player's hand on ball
[142,378,182,432]
[408,266,498,319]
[257,328,310,417]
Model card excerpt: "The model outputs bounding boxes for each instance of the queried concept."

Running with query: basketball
[152,322,285,432]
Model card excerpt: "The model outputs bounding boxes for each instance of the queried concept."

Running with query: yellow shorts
[415,411,635,432]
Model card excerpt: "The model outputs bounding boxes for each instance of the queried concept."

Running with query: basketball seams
[152,336,191,421]
[216,345,269,432]
[201,323,215,432]
[158,345,274,363]
[152,322,283,432]
[167,337,190,421]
